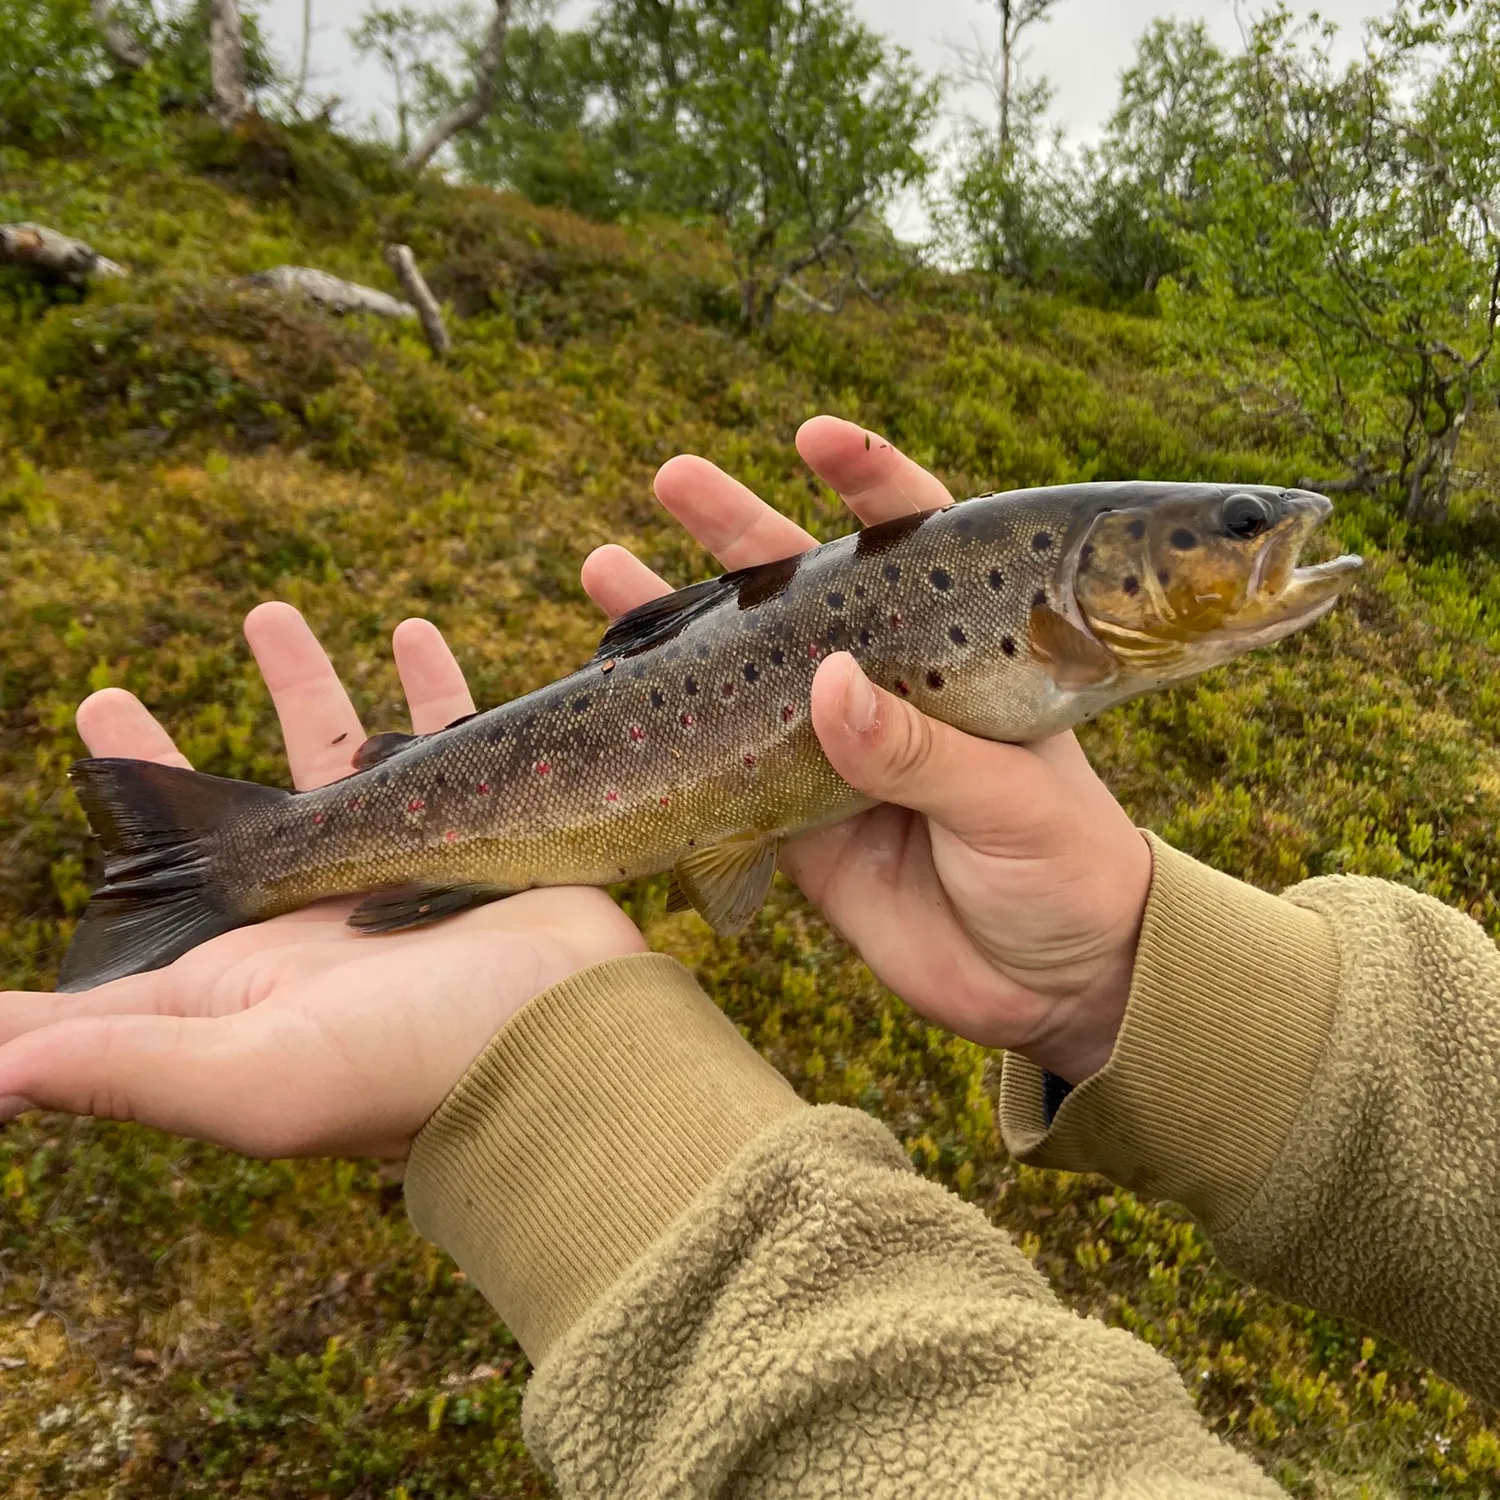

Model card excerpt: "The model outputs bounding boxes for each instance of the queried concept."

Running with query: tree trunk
[209,0,250,127]
[384,245,451,358]
[0,223,129,287]
[91,0,150,72]
[401,0,511,174]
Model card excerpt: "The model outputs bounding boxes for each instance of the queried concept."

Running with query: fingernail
[0,1095,35,1122]
[841,662,879,736]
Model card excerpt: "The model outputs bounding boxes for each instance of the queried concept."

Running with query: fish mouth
[1227,551,1364,647]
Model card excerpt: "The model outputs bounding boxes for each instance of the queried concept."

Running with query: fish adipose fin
[1028,604,1119,690]
[347,881,511,934]
[59,759,289,993]
[352,731,422,770]
[672,833,780,935]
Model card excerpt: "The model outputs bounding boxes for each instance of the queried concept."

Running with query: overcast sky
[261,0,1391,146]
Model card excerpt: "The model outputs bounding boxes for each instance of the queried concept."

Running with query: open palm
[0,607,643,1153]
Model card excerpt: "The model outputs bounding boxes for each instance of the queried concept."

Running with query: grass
[2,119,1499,1498]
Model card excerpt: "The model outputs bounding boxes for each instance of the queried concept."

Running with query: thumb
[809,652,1059,850]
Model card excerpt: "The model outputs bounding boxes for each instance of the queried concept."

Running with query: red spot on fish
[629,724,646,742]
[889,612,903,629]
[743,753,758,768]
[659,795,671,807]
[807,642,821,659]
[680,713,695,728]
[605,789,619,804]
[721,682,735,698]
[444,829,458,843]
[894,680,911,697]
[534,761,551,776]
[312,812,324,825]
[781,704,795,722]
[408,798,426,812]
[476,782,490,795]
[348,795,366,811]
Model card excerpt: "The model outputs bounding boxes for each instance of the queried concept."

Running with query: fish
[58,481,1362,991]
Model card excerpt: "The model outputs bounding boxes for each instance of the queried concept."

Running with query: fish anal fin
[352,731,421,771]
[1028,604,1119,690]
[347,882,511,934]
[672,833,779,936]
[664,878,693,915]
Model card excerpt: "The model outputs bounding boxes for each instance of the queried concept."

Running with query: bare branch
[384,244,451,357]
[401,0,512,175]
[209,0,251,126]
[247,265,417,322]
[289,0,315,116]
[91,0,150,72]
[0,223,129,287]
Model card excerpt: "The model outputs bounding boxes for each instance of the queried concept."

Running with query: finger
[580,544,673,621]
[243,602,365,790]
[808,652,1058,854]
[795,416,954,524]
[75,689,194,769]
[653,454,818,570]
[392,619,476,735]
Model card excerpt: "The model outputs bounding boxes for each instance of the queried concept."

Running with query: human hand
[582,416,1151,1085]
[0,605,645,1154]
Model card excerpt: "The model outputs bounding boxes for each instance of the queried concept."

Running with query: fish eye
[1221,493,1277,540]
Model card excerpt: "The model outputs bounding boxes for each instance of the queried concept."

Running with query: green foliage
[3,129,1500,1497]
[1158,3,1500,528]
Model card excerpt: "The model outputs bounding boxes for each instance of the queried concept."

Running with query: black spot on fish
[858,628,872,647]
[632,664,646,679]
[955,513,974,536]
[572,695,591,713]
[1171,528,1198,550]
[1078,544,1094,573]
[950,624,967,646]
[684,675,698,695]
[377,771,391,786]
[649,687,665,709]
[770,646,786,667]
[696,645,709,660]
[827,591,845,610]
[1127,518,1146,540]
[735,553,801,609]
[883,562,901,584]
[1158,568,1171,587]
[827,622,846,647]
[854,584,866,599]
[1032,531,1051,552]
[1123,575,1140,596]
[1033,589,1048,608]
[1002,636,1016,656]
[721,682,735,699]
[989,568,1004,591]
[744,662,758,683]
[857,510,930,558]
[665,645,682,661]
[927,670,945,689]
[930,567,952,591]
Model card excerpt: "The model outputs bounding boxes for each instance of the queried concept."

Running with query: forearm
[406,955,1280,1498]
[1002,836,1500,1403]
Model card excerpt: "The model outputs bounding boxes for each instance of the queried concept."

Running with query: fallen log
[0,224,129,287]
[383,244,451,358]
[247,265,417,321]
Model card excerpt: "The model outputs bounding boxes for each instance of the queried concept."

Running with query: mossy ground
[3,124,1499,1497]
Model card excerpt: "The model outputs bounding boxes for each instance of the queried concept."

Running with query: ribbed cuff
[404,952,803,1366]
[999,835,1342,1234]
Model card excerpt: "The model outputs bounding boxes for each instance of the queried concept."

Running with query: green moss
[1,145,1497,1498]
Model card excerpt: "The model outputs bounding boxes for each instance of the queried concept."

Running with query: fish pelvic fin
[672,833,780,935]
[347,881,512,933]
[59,758,289,992]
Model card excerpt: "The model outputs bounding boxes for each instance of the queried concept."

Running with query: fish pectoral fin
[351,731,422,771]
[1028,604,1119,690]
[347,882,511,934]
[664,879,694,915]
[672,834,780,936]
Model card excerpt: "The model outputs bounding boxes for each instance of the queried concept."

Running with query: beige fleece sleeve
[1001,834,1500,1404]
[406,951,1284,1498]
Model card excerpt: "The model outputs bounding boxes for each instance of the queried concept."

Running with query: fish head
[1071,486,1362,683]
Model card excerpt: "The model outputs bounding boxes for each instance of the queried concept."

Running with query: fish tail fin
[59,758,289,992]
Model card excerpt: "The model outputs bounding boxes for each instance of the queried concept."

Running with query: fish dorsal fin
[592,553,804,662]
[352,731,421,771]
[1028,604,1119,690]
[671,833,780,935]
[347,881,510,933]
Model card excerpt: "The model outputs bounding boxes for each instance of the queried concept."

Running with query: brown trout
[60,481,1361,990]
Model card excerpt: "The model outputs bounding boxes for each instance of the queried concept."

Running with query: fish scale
[58,480,1362,991]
